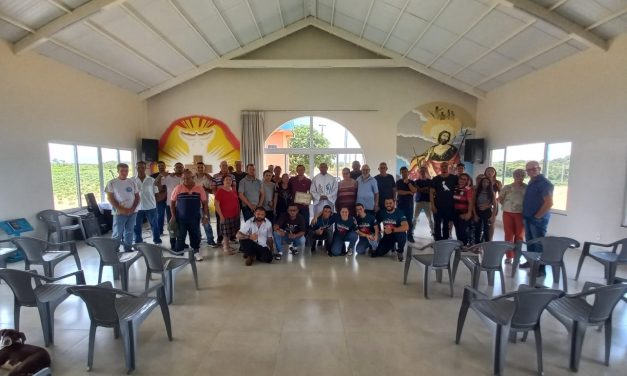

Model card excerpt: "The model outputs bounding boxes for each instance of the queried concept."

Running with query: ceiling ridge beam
[245,0,263,39]
[474,37,569,87]
[586,6,627,31]
[403,0,451,57]
[360,0,375,38]
[309,19,484,99]
[218,59,400,69]
[209,0,241,48]
[139,18,313,100]
[331,0,336,26]
[276,0,285,28]
[167,0,219,58]
[449,19,536,77]
[13,0,129,54]
[382,0,410,48]
[549,0,569,11]
[120,3,197,67]
[427,1,499,68]
[0,11,35,32]
[497,0,607,50]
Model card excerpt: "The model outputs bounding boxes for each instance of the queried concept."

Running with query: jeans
[202,221,215,243]
[433,208,454,240]
[356,236,379,254]
[413,201,434,233]
[474,208,493,244]
[239,239,273,263]
[524,215,549,253]
[134,208,160,244]
[112,213,137,251]
[176,217,201,254]
[330,231,358,256]
[398,204,414,239]
[272,231,305,254]
[372,232,406,257]
[453,214,471,246]
[156,200,167,234]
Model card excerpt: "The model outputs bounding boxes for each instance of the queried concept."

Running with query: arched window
[263,116,363,178]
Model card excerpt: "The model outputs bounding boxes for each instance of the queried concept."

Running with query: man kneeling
[371,198,408,262]
[237,207,275,266]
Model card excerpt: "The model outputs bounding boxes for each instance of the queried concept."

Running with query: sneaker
[274,253,282,260]
[327,250,333,257]
[346,248,353,256]
[292,247,300,255]
[407,235,415,243]
[288,245,295,254]
[245,255,254,266]
[397,252,404,262]
[207,240,218,247]
[194,252,204,262]
[519,262,531,269]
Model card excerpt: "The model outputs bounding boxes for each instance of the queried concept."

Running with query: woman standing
[335,167,358,217]
[484,167,503,239]
[474,177,497,244]
[499,169,527,262]
[274,173,292,220]
[261,170,276,223]
[215,175,240,254]
[452,173,474,245]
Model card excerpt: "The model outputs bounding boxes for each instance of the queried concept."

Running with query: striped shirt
[170,184,207,220]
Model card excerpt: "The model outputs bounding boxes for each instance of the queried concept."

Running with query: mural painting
[159,115,240,171]
[396,102,475,179]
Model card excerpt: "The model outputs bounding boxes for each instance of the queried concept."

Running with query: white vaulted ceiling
[1,0,626,98]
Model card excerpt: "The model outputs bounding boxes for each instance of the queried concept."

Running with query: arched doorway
[263,116,364,178]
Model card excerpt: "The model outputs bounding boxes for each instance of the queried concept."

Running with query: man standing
[396,166,417,243]
[355,203,379,255]
[521,160,553,270]
[311,163,338,216]
[371,198,408,262]
[430,162,458,240]
[194,162,217,247]
[413,166,434,235]
[375,162,397,219]
[233,160,247,192]
[106,163,140,252]
[211,160,236,244]
[237,207,275,266]
[455,163,466,175]
[350,160,362,180]
[151,161,168,235]
[288,164,312,225]
[273,204,307,259]
[356,164,379,216]
[239,164,263,221]
[169,170,209,261]
[133,161,160,245]
[159,162,184,250]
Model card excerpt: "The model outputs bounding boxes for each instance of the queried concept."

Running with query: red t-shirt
[215,188,239,218]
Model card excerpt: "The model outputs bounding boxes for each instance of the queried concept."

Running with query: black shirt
[275,213,306,235]
[414,178,431,202]
[395,179,415,209]
[431,174,458,210]
[350,170,362,180]
[375,174,396,208]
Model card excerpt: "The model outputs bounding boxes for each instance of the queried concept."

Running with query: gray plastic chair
[0,238,19,269]
[37,209,85,243]
[574,238,627,284]
[461,241,513,294]
[67,282,172,373]
[403,240,462,299]
[456,284,564,375]
[547,282,627,372]
[134,243,198,305]
[86,237,142,291]
[0,268,85,346]
[11,236,82,278]
[521,237,580,291]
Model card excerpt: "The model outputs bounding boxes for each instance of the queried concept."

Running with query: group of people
[104,157,553,272]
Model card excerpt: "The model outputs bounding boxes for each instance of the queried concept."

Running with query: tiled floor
[1,223,625,375]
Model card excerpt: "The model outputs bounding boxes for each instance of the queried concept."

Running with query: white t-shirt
[133,176,158,211]
[162,175,182,205]
[105,178,139,214]
[239,218,273,248]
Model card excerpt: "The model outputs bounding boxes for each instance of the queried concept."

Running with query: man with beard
[273,204,307,259]
[355,203,379,255]
[371,198,408,262]
[237,207,275,266]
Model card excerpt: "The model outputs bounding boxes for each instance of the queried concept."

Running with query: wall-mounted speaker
[464,138,485,163]
[141,139,159,162]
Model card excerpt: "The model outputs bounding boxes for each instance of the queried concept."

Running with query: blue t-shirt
[379,209,407,229]
[332,214,357,235]
[356,176,379,210]
[523,174,553,218]
[312,215,334,232]
[355,214,377,236]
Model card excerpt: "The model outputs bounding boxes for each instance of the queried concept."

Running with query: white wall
[147,28,477,172]
[0,41,146,236]
[476,34,627,242]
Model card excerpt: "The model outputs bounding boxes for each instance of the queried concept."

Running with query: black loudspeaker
[464,139,485,163]
[141,139,159,162]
